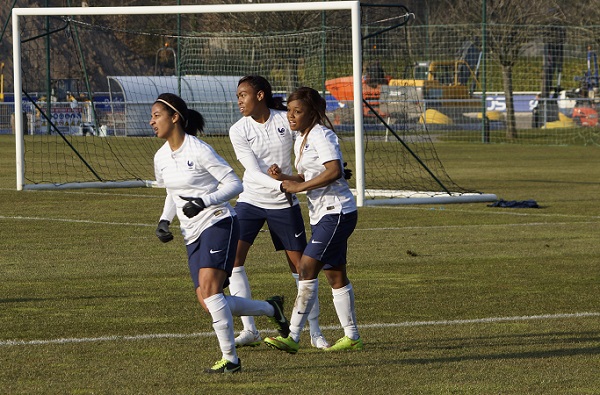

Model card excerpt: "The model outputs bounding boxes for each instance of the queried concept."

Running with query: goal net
[10,2,496,205]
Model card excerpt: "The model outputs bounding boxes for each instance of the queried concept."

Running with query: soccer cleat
[235,330,262,348]
[323,336,364,352]
[266,296,290,338]
[264,336,299,354]
[310,333,330,349]
[204,358,242,374]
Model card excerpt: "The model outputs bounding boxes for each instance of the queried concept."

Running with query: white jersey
[295,124,357,225]
[229,109,296,209]
[154,134,239,244]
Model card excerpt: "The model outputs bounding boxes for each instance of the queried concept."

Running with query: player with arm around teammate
[151,93,290,373]
[228,76,329,349]
[264,87,362,353]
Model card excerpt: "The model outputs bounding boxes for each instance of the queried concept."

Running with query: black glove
[155,220,173,243]
[180,196,206,218]
[280,183,294,206]
[343,162,353,180]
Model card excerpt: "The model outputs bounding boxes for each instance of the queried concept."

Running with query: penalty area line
[1,312,598,348]
[356,311,600,330]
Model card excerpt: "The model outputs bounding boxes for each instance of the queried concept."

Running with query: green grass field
[1,135,599,394]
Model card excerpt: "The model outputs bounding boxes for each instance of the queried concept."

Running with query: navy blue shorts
[185,216,239,289]
[304,211,358,270]
[234,202,307,252]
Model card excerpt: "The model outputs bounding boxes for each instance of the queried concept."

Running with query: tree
[199,0,332,92]
[440,0,566,139]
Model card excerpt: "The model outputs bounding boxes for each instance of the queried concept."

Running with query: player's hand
[281,180,302,194]
[268,163,282,179]
[156,220,174,243]
[343,162,353,180]
[179,196,206,218]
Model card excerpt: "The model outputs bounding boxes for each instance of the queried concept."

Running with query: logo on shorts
[209,249,223,254]
[311,240,322,244]
[294,231,304,238]
[187,160,194,168]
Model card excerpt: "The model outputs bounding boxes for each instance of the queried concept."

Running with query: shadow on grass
[393,345,600,365]
[366,330,600,365]
[0,295,125,304]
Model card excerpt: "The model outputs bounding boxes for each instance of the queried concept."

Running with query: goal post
[11,2,496,206]
[12,1,366,200]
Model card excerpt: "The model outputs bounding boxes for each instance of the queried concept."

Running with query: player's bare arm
[282,160,341,194]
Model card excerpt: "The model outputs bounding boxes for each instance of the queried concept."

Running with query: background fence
[2,4,599,191]
[3,18,600,145]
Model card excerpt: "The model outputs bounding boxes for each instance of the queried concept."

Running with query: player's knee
[298,264,319,280]
[324,270,349,289]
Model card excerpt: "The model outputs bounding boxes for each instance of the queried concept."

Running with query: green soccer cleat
[264,335,299,354]
[323,336,364,352]
[204,358,242,374]
[266,295,290,338]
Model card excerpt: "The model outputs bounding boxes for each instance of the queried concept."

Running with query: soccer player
[264,87,362,353]
[151,93,290,374]
[228,76,329,349]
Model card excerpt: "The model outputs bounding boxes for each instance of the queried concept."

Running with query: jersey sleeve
[159,193,177,222]
[197,142,233,180]
[229,122,283,192]
[238,154,283,192]
[154,150,165,188]
[229,124,254,162]
[201,171,243,206]
[313,128,341,165]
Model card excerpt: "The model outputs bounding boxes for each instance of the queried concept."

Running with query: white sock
[288,279,318,343]
[292,273,322,337]
[228,266,257,332]
[332,283,359,340]
[225,295,272,317]
[204,293,238,364]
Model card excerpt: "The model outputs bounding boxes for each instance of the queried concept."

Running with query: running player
[151,93,290,373]
[264,87,362,353]
[228,76,329,349]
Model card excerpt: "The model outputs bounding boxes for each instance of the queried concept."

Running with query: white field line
[355,221,600,232]
[368,205,600,220]
[0,215,154,227]
[2,186,599,221]
[1,312,598,347]
[0,187,160,198]
[0,215,598,231]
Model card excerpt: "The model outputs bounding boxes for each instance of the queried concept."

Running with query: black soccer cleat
[266,295,290,338]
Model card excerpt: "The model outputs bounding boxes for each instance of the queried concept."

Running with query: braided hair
[238,75,286,111]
